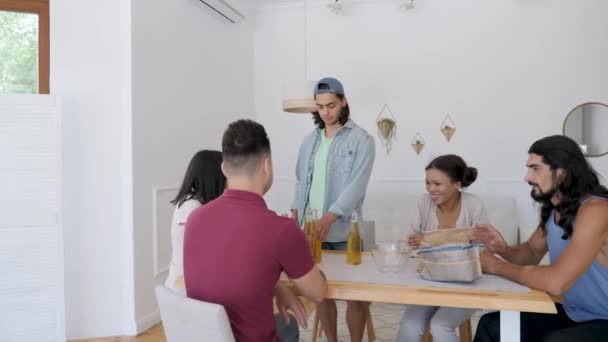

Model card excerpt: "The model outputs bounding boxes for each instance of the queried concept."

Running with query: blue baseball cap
[314,77,345,96]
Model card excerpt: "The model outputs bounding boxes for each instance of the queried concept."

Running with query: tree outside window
[0,0,49,94]
[0,11,39,93]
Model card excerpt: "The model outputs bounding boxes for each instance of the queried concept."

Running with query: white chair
[480,194,519,246]
[155,285,235,342]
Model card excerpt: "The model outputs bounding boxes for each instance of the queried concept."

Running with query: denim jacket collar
[314,119,355,138]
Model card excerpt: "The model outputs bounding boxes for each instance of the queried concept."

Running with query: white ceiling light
[282,80,317,113]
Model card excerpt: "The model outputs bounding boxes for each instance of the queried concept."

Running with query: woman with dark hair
[398,154,490,342]
[165,150,225,294]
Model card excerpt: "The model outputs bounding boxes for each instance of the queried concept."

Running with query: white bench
[362,192,520,247]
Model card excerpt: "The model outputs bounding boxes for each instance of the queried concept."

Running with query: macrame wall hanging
[440,114,456,142]
[376,104,397,154]
[411,132,425,155]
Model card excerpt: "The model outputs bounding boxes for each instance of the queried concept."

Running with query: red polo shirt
[184,189,314,342]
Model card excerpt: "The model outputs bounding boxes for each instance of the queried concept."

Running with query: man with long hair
[291,77,375,342]
[473,135,608,341]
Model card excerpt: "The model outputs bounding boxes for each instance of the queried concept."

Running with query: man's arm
[277,220,327,303]
[474,224,548,265]
[290,141,306,224]
[274,281,307,327]
[316,212,339,241]
[482,199,608,296]
[500,227,549,265]
[289,265,327,303]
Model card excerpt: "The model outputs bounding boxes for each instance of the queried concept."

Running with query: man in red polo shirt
[184,119,327,342]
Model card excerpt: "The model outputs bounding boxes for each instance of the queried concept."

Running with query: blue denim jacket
[291,119,375,242]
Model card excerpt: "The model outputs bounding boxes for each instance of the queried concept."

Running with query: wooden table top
[283,251,557,314]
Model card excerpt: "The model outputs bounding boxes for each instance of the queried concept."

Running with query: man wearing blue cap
[291,77,376,342]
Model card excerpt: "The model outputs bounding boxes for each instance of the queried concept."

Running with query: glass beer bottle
[304,208,315,257]
[312,212,322,263]
[347,212,362,265]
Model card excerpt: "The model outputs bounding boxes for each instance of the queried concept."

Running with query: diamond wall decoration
[411,132,425,155]
[440,114,456,142]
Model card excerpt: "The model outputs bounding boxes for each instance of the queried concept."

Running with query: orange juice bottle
[347,212,362,265]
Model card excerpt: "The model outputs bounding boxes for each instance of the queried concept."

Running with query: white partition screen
[0,95,64,341]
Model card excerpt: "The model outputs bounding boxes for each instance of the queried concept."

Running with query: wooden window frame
[0,0,49,94]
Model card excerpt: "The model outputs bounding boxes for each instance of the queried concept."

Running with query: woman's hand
[407,234,423,249]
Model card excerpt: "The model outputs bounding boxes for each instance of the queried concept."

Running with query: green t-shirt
[307,130,332,216]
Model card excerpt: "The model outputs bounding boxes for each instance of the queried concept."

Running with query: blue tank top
[546,197,608,322]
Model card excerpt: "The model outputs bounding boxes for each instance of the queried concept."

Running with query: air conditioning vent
[198,0,245,24]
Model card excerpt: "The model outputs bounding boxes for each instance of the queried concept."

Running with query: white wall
[48,0,608,338]
[51,0,134,339]
[255,0,608,230]
[131,0,255,332]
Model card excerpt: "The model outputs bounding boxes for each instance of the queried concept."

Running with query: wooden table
[283,251,556,342]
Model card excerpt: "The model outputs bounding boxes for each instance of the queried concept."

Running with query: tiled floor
[298,301,482,342]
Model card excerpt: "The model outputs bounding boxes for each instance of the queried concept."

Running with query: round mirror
[563,102,608,157]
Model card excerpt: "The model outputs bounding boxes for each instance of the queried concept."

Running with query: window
[0,0,49,94]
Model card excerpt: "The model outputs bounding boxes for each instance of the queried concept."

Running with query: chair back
[155,285,235,342]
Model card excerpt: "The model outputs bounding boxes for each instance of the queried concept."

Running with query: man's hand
[480,250,502,275]
[317,212,338,241]
[275,283,307,328]
[473,224,508,255]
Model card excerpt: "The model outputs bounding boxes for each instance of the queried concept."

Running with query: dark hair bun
[462,167,478,188]
[426,154,478,188]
